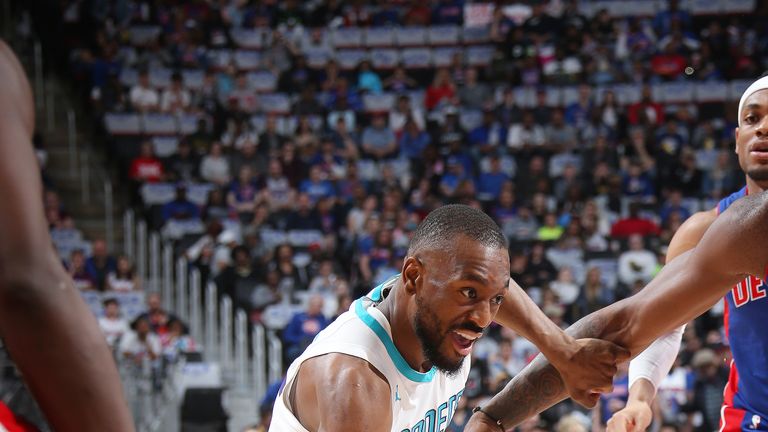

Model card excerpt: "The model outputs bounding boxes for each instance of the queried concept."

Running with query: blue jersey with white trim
[717,186,768,426]
[270,277,470,432]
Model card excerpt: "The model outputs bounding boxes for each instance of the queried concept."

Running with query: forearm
[483,304,634,427]
[0,264,134,431]
[494,282,573,361]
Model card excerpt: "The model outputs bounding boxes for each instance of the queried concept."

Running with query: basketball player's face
[737,89,768,187]
[411,238,509,375]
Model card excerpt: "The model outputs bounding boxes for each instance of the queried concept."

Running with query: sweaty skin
[0,41,134,431]
[606,88,768,432]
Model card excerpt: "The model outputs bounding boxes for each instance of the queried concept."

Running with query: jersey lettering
[732,276,768,308]
[403,389,464,432]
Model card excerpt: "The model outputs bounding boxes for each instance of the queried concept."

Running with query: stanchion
[205,282,218,360]
[189,269,202,343]
[253,325,267,402]
[235,310,248,392]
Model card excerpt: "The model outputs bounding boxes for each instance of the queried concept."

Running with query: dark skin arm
[494,279,630,407]
[291,353,392,431]
[467,192,768,431]
[0,41,134,431]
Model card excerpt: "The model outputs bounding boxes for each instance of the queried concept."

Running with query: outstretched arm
[468,193,767,430]
[495,279,629,408]
[0,41,134,431]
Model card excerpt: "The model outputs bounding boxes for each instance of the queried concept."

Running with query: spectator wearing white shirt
[119,316,161,363]
[200,141,231,186]
[618,233,657,286]
[106,255,142,292]
[160,72,191,113]
[129,69,159,112]
[507,111,546,150]
[98,298,129,349]
[389,94,425,135]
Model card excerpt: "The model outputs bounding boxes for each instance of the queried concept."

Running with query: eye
[461,287,477,299]
[745,114,759,125]
[492,295,505,306]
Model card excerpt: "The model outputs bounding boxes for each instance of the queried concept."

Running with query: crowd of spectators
[31,0,768,430]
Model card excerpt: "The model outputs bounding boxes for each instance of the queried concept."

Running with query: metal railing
[126,212,284,420]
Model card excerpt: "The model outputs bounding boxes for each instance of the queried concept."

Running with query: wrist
[472,406,505,431]
[541,331,578,366]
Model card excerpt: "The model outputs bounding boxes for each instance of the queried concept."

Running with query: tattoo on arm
[485,313,609,426]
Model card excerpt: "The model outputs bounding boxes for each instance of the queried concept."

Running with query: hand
[551,338,631,408]
[606,400,653,432]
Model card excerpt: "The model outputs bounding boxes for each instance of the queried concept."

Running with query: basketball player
[270,205,630,431]
[464,77,768,432]
[0,41,134,430]
[605,76,768,432]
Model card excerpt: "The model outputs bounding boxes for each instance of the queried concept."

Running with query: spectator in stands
[618,234,657,287]
[230,138,265,181]
[508,111,546,152]
[161,183,200,224]
[565,84,594,130]
[129,69,159,112]
[139,292,177,336]
[527,241,558,288]
[356,60,382,94]
[390,94,425,136]
[129,141,165,183]
[165,140,199,182]
[292,86,324,116]
[537,212,564,242]
[628,85,665,127]
[160,318,197,362]
[295,117,320,157]
[620,160,655,200]
[659,189,692,225]
[610,202,660,238]
[98,298,129,349]
[200,141,231,186]
[545,109,578,153]
[308,258,340,295]
[68,249,96,291]
[384,66,417,93]
[361,113,398,160]
[424,68,455,111]
[299,165,335,204]
[120,315,161,364]
[106,255,142,292]
[228,71,258,113]
[251,268,283,319]
[670,149,704,197]
[86,239,117,291]
[459,67,492,110]
[478,156,510,202]
[228,166,260,223]
[488,337,528,381]
[262,158,295,213]
[571,266,610,322]
[258,115,286,157]
[283,294,329,363]
[702,150,738,199]
[688,348,728,432]
[201,188,230,223]
[550,266,580,308]
[160,71,191,113]
[286,193,321,231]
[269,243,305,295]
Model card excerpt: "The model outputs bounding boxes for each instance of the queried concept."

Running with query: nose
[757,115,768,138]
[469,300,494,329]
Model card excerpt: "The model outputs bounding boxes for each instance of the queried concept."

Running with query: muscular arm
[495,279,629,407]
[471,197,766,429]
[0,42,134,431]
[292,354,392,431]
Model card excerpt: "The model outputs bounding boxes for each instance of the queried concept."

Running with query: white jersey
[271,278,470,432]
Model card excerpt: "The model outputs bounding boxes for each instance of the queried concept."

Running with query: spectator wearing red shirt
[610,202,661,238]
[129,141,164,183]
[627,85,665,127]
[424,68,456,111]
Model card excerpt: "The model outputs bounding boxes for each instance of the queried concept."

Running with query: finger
[606,416,629,432]
[612,345,632,362]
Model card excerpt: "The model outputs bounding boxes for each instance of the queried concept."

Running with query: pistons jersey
[270,277,469,432]
[717,186,768,431]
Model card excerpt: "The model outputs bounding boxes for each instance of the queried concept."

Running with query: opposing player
[464,76,768,432]
[270,205,629,431]
[0,41,134,430]
[606,76,768,432]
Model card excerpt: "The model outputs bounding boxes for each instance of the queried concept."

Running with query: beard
[747,166,768,182]
[413,295,475,377]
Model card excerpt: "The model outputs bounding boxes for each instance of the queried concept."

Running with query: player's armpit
[293,353,392,432]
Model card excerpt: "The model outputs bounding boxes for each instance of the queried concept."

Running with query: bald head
[407,204,507,256]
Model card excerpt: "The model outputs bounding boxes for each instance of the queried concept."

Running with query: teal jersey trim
[353,298,437,383]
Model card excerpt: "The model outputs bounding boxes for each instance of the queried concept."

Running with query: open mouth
[450,329,482,356]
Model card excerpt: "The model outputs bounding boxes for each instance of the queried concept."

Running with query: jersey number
[732,275,767,307]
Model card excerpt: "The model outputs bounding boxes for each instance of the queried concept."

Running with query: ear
[735,127,740,154]
[401,256,422,295]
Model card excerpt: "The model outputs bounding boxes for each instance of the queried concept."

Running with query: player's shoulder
[302,352,390,390]
[666,209,718,261]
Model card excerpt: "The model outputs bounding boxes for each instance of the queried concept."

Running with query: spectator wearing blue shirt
[477,156,510,201]
[432,0,464,25]
[659,189,691,225]
[357,60,383,94]
[621,161,655,199]
[439,158,467,198]
[86,239,117,292]
[468,109,506,155]
[564,84,594,129]
[361,114,398,160]
[653,0,692,37]
[161,184,200,223]
[399,118,431,162]
[283,295,329,363]
[299,165,336,204]
[227,166,260,222]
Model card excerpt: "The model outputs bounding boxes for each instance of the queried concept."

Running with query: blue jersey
[717,186,768,431]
